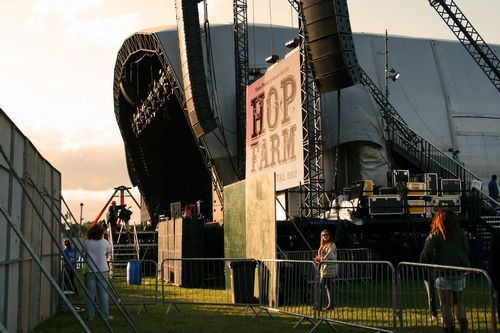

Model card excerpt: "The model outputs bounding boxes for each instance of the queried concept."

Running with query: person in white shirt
[85,224,112,321]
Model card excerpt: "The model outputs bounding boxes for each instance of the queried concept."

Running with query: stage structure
[113,20,500,254]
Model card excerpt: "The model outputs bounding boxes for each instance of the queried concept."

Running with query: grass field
[33,303,367,333]
[34,268,496,332]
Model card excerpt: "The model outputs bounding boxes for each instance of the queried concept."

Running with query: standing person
[63,239,77,295]
[106,201,119,241]
[421,209,470,333]
[489,174,498,202]
[489,229,500,322]
[85,224,112,321]
[314,229,338,310]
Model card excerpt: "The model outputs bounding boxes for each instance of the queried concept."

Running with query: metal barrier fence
[257,259,396,332]
[60,259,159,314]
[155,258,498,332]
[160,258,260,311]
[397,262,497,333]
[279,248,374,283]
[259,259,317,320]
[108,260,158,312]
[314,260,397,332]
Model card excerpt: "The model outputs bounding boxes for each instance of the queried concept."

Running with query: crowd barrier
[316,260,396,332]
[279,248,374,284]
[278,248,372,262]
[397,262,497,333]
[58,256,498,332]
[60,258,159,313]
[160,258,260,312]
[108,259,159,312]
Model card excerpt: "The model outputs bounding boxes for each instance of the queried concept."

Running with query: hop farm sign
[245,48,303,191]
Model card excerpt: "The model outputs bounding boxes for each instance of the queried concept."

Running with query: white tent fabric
[140,24,500,189]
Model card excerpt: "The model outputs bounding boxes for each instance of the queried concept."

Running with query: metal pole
[79,202,83,237]
[385,29,389,105]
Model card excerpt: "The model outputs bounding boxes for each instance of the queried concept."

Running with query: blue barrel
[127,261,142,285]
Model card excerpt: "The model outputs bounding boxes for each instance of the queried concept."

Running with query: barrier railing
[258,259,396,332]
[160,258,260,312]
[259,259,317,320]
[279,248,374,283]
[108,260,158,313]
[155,257,497,332]
[397,262,497,332]
[62,259,158,315]
[279,248,372,261]
[317,260,397,333]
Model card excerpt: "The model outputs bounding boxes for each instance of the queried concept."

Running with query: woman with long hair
[85,224,112,321]
[422,209,470,333]
[314,229,338,310]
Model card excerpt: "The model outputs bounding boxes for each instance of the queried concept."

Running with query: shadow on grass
[33,304,365,333]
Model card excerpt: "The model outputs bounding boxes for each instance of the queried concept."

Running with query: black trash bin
[229,260,256,304]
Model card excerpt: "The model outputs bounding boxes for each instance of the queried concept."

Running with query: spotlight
[249,68,262,76]
[285,38,299,49]
[389,69,400,81]
[448,148,460,160]
[265,54,279,64]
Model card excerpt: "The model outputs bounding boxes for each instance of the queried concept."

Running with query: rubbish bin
[229,260,256,304]
[127,260,142,285]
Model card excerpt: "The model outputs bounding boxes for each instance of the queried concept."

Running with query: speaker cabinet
[392,169,409,185]
[368,195,404,215]
[175,0,217,137]
[441,179,462,196]
[300,0,361,92]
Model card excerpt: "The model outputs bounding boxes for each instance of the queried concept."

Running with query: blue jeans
[86,271,109,319]
[319,276,334,309]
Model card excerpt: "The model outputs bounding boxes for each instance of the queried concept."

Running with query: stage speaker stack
[406,182,426,215]
[175,0,217,138]
[368,195,404,216]
[432,196,461,214]
[392,169,409,186]
[424,173,439,195]
[299,0,361,92]
[441,179,462,196]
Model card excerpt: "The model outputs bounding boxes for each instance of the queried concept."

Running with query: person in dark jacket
[421,209,470,333]
[489,229,500,322]
[63,239,77,294]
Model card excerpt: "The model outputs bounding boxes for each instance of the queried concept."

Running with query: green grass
[33,304,364,333]
[33,272,495,333]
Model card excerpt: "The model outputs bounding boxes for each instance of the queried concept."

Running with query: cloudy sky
[0,0,498,222]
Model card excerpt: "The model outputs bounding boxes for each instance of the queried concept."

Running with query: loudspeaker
[175,0,217,137]
[300,0,361,92]
[441,179,462,196]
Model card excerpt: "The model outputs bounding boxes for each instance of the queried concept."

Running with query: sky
[0,0,499,223]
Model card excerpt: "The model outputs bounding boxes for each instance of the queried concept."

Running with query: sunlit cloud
[63,14,140,47]
[32,0,104,18]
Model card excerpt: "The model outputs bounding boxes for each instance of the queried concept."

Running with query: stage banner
[245,47,303,191]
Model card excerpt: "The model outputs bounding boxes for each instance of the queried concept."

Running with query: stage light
[285,38,298,49]
[389,69,400,81]
[249,68,262,76]
[265,54,279,64]
[448,148,460,160]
